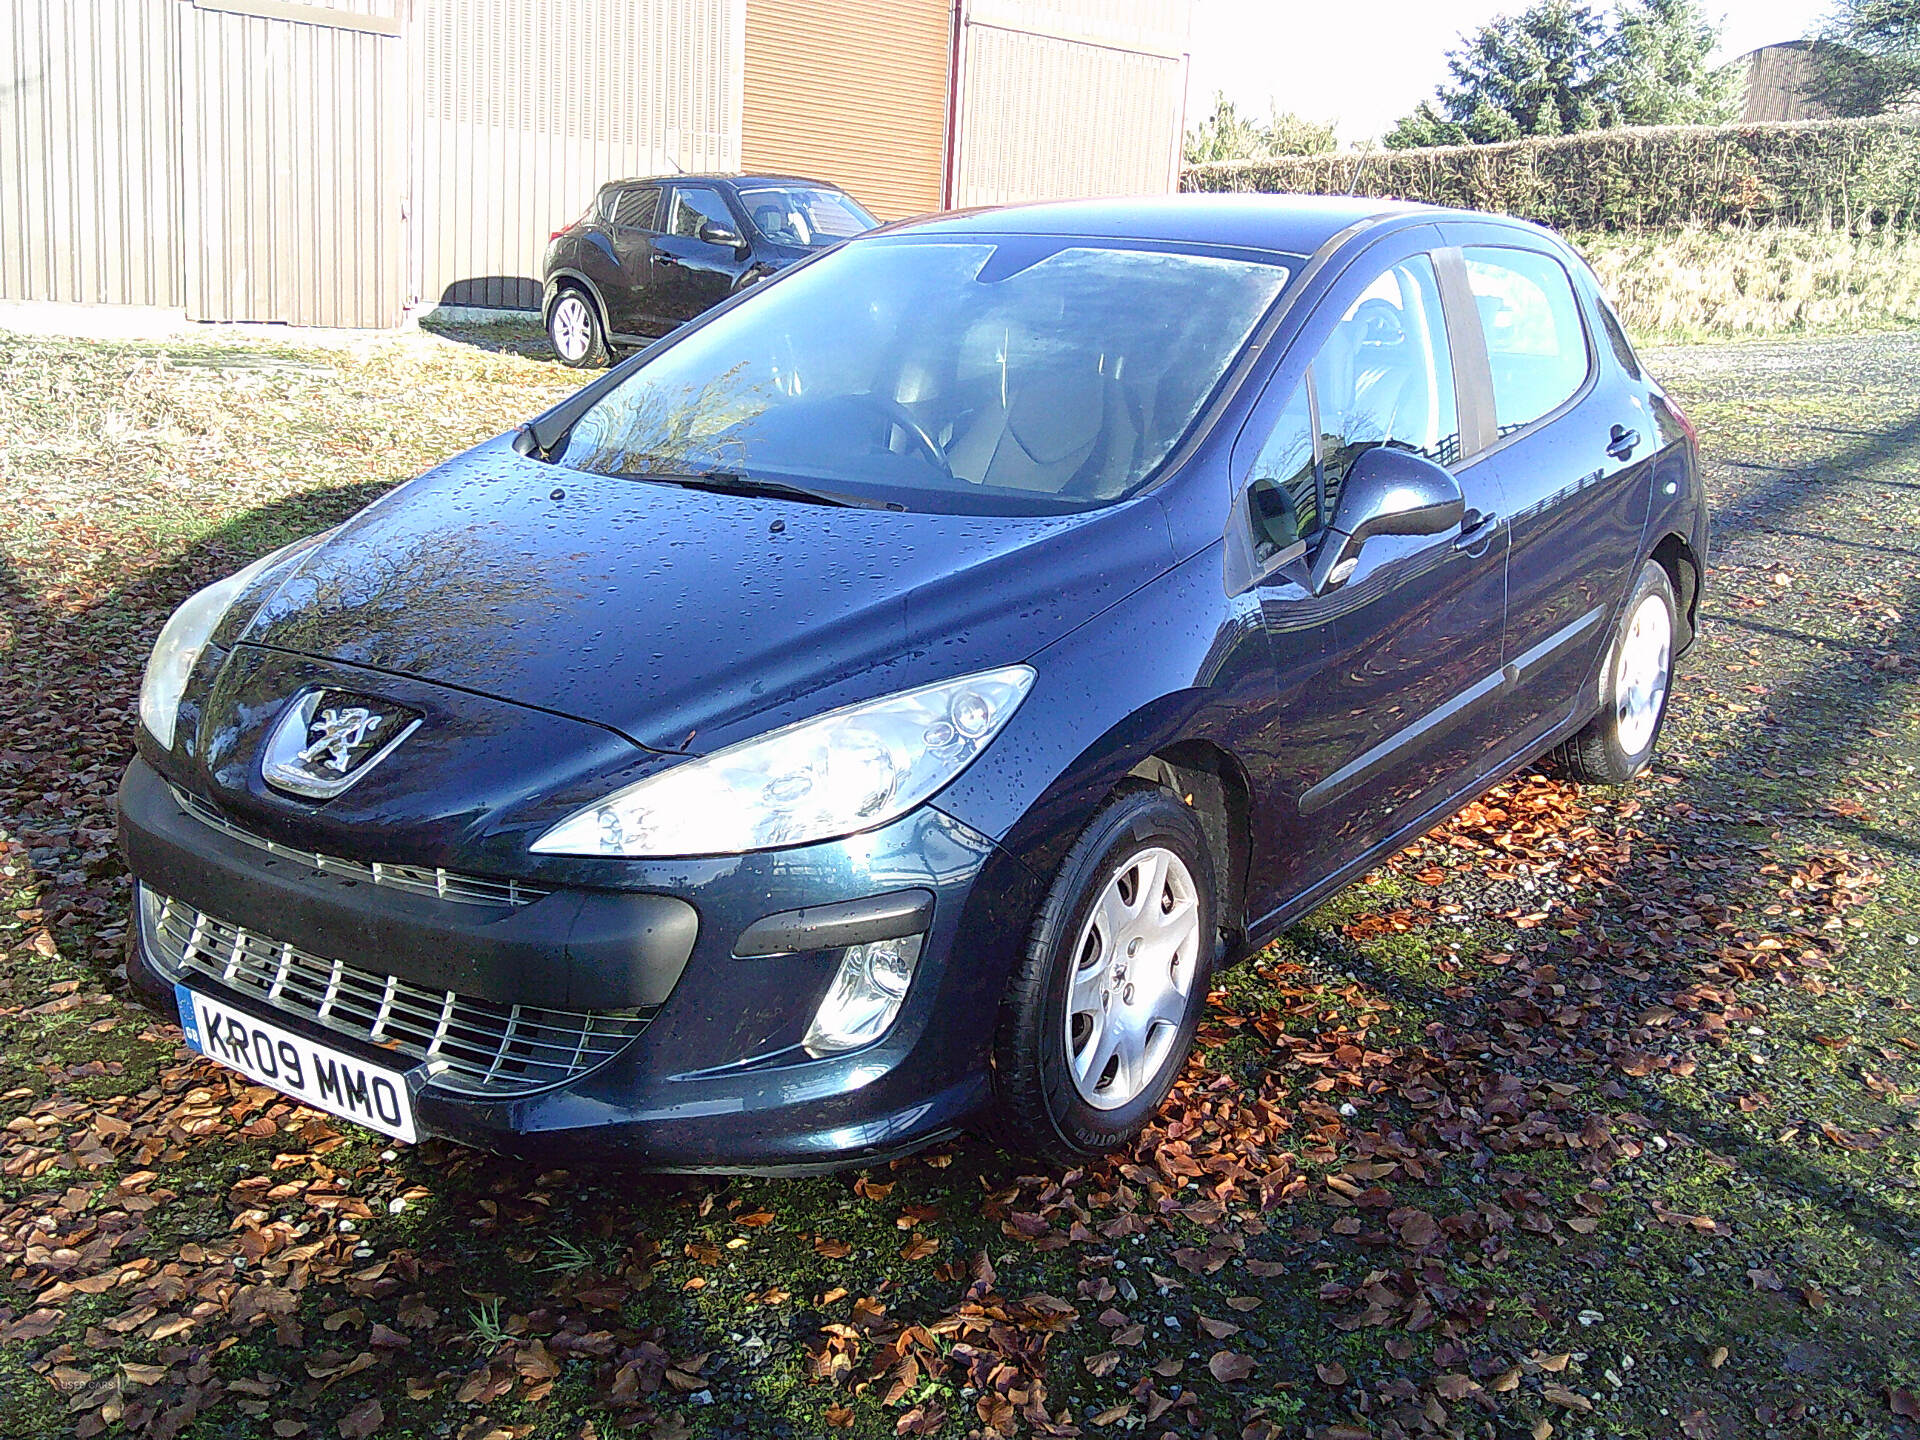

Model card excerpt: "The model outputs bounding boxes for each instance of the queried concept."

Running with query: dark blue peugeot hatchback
[118,196,1706,1171]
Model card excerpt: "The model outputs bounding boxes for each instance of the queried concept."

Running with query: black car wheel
[547,287,608,368]
[1553,559,1677,784]
[989,787,1216,1162]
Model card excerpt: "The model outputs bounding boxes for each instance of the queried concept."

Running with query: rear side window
[610,187,659,231]
[669,187,734,239]
[1464,247,1590,435]
[1594,297,1643,379]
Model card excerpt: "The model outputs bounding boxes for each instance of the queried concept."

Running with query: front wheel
[546,288,607,368]
[988,788,1217,1163]
[1553,559,1677,784]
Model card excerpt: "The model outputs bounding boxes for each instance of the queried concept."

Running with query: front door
[1233,241,1509,903]
[1446,237,1656,754]
[653,186,751,327]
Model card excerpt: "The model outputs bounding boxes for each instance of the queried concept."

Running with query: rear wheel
[1553,559,1676,784]
[547,287,607,368]
[988,789,1217,1162]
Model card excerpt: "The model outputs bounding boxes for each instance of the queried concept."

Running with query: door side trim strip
[1299,669,1504,816]
[1297,605,1603,816]
[1502,606,1604,687]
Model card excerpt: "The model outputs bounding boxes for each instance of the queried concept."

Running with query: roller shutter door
[742,0,951,221]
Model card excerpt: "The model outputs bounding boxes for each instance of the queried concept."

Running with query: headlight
[531,665,1035,858]
[137,545,304,749]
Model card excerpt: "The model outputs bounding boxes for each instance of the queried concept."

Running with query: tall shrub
[1183,117,1920,232]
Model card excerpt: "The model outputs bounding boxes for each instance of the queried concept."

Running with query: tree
[1185,93,1338,165]
[1384,0,1618,149]
[1612,0,1745,124]
[1810,0,1920,116]
[1381,0,1738,148]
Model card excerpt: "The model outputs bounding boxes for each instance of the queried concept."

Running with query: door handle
[1607,424,1640,461]
[1454,508,1499,552]
[655,254,681,268]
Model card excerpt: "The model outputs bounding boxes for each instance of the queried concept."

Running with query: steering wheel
[861,395,952,477]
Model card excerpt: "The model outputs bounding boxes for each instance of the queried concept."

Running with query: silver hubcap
[551,295,591,360]
[1064,846,1200,1111]
[1615,591,1672,755]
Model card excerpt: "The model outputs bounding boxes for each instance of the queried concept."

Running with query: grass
[1574,223,1920,343]
[1,319,1918,1440]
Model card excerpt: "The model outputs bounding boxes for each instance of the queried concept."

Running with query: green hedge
[1181,118,1920,232]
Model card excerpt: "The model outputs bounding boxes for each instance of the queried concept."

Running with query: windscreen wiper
[640,470,904,511]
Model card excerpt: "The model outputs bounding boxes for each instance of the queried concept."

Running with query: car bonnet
[233,439,1176,755]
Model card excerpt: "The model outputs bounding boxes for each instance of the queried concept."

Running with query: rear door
[652,185,752,327]
[603,185,664,334]
[1443,230,1656,753]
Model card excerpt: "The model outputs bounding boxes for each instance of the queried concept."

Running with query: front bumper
[119,755,1042,1171]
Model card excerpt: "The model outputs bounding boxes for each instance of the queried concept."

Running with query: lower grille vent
[141,887,650,1096]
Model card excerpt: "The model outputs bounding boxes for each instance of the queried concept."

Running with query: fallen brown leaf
[1209,1350,1257,1382]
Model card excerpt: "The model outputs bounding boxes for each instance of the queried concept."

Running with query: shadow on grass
[417,315,567,363]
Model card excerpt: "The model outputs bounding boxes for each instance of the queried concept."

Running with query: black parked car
[541,172,877,366]
[120,195,1706,1172]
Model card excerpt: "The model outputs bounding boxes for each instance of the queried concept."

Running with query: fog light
[803,934,924,1055]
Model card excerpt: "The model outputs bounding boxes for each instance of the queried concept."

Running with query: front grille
[142,889,652,1096]
[171,784,550,908]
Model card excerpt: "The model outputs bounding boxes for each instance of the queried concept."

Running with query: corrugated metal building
[1738,41,1840,123]
[1,0,1192,329]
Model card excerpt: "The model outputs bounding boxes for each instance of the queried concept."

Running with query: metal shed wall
[953,0,1191,209]
[181,0,407,328]
[0,0,185,307]
[741,0,951,221]
[413,0,744,310]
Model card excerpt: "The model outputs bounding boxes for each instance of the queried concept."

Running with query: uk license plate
[174,984,418,1143]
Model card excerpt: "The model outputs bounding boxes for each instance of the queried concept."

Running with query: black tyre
[988,788,1218,1163]
[1552,559,1677,784]
[547,286,608,368]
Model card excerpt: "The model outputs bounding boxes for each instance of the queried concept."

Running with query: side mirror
[699,220,743,249]
[1308,447,1465,591]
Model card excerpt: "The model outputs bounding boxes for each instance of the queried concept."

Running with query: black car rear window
[610,187,658,231]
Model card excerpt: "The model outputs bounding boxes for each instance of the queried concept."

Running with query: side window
[1594,296,1642,380]
[1245,383,1317,558]
[1314,254,1461,513]
[1464,247,1590,434]
[610,186,659,231]
[668,187,733,240]
[1240,254,1461,561]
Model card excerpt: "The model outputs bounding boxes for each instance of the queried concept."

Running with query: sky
[1187,0,1836,144]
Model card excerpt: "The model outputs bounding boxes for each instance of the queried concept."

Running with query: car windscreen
[557,236,1296,515]
[736,185,876,246]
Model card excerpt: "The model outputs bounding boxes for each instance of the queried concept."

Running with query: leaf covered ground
[0,321,1917,1440]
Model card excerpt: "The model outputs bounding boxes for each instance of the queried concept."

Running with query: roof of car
[886,193,1516,258]
[601,172,845,191]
